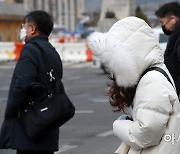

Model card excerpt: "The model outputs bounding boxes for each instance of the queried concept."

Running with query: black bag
[20,43,75,139]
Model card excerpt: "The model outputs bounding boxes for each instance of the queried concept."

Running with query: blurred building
[0,0,85,41]
[24,0,85,31]
[97,0,136,32]
[0,1,24,41]
[4,0,23,2]
[100,0,136,20]
[138,0,180,27]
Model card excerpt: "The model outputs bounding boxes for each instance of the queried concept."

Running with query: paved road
[0,62,121,154]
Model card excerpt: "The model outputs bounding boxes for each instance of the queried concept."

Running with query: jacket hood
[88,17,164,87]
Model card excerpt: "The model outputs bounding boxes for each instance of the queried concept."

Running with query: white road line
[75,93,89,98]
[92,98,108,103]
[64,87,70,91]
[0,86,9,91]
[0,97,7,102]
[75,110,94,114]
[67,76,81,80]
[55,145,78,153]
[0,65,15,69]
[63,62,92,68]
[97,130,114,137]
[72,63,92,68]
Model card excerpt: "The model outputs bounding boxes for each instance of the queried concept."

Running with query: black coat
[0,35,63,151]
[164,21,180,95]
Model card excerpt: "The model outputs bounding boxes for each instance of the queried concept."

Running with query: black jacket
[0,35,62,151]
[164,21,180,95]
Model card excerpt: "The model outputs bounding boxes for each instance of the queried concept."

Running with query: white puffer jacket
[88,17,180,154]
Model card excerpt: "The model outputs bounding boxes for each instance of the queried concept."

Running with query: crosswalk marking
[75,110,94,114]
[0,63,15,69]
[0,97,7,102]
[92,98,108,103]
[67,76,81,80]
[0,86,9,91]
[97,130,114,137]
[63,62,93,68]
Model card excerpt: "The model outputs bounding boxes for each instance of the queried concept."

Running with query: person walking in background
[0,10,63,154]
[88,17,180,154]
[155,2,180,97]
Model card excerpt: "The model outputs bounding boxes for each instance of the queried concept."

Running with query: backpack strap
[141,66,175,90]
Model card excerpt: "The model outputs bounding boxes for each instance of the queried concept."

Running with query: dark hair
[106,76,136,112]
[155,2,180,18]
[24,10,53,36]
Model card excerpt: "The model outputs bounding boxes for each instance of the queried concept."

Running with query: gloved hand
[117,114,133,121]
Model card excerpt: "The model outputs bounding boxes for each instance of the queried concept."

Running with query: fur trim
[88,32,139,87]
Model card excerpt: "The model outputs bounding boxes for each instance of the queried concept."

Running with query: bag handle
[31,42,65,94]
[32,42,56,82]
[141,67,175,90]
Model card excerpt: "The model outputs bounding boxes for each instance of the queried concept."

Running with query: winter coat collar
[26,35,49,44]
[170,20,180,41]
[164,21,180,64]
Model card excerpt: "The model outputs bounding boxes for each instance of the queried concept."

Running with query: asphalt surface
[0,61,121,154]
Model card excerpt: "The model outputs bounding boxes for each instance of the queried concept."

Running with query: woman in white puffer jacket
[88,17,180,154]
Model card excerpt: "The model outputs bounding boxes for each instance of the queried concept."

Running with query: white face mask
[20,27,27,41]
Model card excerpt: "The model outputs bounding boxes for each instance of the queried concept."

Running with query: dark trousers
[17,150,54,154]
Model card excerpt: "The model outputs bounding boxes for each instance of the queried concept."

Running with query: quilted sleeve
[113,72,173,149]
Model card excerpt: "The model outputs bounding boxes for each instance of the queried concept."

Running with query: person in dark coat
[0,10,62,154]
[155,2,180,96]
